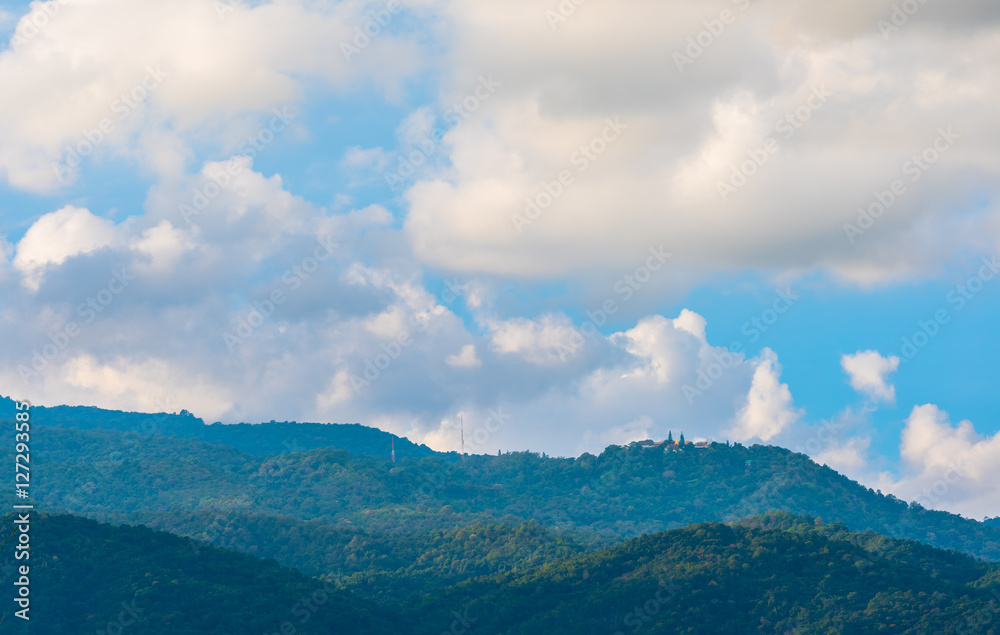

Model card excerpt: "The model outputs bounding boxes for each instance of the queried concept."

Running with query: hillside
[0,513,401,635]
[12,422,1000,568]
[409,513,1000,634]
[99,511,593,602]
[3,511,997,633]
[0,395,439,459]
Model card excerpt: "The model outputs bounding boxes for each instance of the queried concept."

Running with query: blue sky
[0,0,998,518]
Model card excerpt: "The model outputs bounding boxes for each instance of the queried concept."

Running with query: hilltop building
[631,433,712,451]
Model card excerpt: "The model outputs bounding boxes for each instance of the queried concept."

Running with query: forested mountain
[3,512,998,634]
[102,511,593,603]
[10,420,1000,570]
[0,513,402,635]
[5,399,1000,633]
[409,513,1000,634]
[0,395,438,459]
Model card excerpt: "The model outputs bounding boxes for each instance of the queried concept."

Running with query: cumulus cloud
[1,0,998,521]
[489,315,580,365]
[403,0,1000,283]
[446,344,481,369]
[730,349,802,442]
[883,404,1000,519]
[841,350,900,403]
[0,0,427,190]
[0,188,766,457]
[13,206,123,290]
[616,313,706,384]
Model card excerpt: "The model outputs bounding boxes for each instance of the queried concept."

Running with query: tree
[679,433,686,445]
[667,431,674,445]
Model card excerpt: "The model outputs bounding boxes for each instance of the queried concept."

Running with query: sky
[0,0,998,519]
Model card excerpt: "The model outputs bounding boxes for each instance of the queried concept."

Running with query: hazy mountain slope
[15,423,1000,565]
[0,395,438,459]
[107,510,593,602]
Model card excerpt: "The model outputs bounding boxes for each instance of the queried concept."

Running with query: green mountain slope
[107,511,592,602]
[0,395,438,459]
[0,513,402,635]
[412,513,1000,634]
[17,423,1000,565]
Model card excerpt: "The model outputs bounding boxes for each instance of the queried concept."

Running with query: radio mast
[461,414,466,463]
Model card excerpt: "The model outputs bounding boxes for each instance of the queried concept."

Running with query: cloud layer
[0,0,997,520]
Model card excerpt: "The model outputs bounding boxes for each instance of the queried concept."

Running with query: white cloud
[729,348,802,442]
[27,354,234,422]
[446,344,481,368]
[0,0,427,191]
[489,314,579,365]
[813,436,872,473]
[672,308,707,342]
[402,0,1000,284]
[129,221,195,274]
[616,314,704,384]
[0,189,767,457]
[13,206,123,290]
[883,404,1000,519]
[841,350,900,403]
[2,0,998,520]
[316,369,355,412]
[581,415,655,451]
[340,145,392,184]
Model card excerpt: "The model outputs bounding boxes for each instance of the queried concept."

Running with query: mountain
[5,510,998,634]
[0,395,438,459]
[3,399,1000,633]
[94,510,593,603]
[12,421,1000,568]
[0,513,402,635]
[408,512,1000,634]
